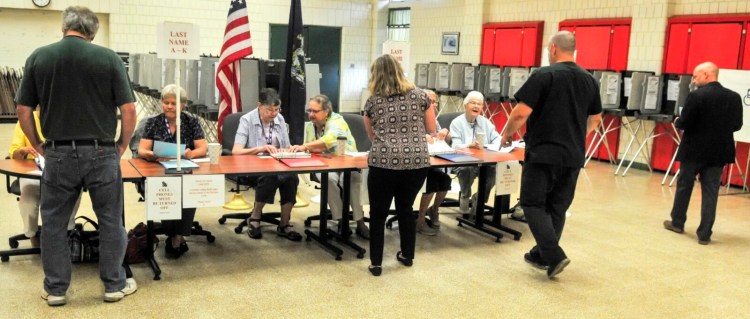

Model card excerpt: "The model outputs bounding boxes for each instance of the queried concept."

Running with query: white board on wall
[718,69,750,143]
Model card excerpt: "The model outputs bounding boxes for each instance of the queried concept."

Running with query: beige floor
[1,122,749,318]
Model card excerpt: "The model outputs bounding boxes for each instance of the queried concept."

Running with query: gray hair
[62,6,99,41]
[463,91,485,106]
[161,84,188,102]
[309,94,333,115]
[550,31,576,53]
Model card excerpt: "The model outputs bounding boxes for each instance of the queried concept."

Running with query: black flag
[281,0,306,145]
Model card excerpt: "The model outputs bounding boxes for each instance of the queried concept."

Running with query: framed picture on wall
[441,32,460,55]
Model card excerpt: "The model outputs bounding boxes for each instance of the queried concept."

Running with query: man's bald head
[547,31,576,64]
[692,62,719,87]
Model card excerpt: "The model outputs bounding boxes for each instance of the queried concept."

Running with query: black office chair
[129,116,215,243]
[303,113,372,229]
[4,167,32,249]
[216,111,281,233]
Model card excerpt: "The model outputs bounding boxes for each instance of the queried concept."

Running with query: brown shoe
[663,220,684,234]
[29,236,41,248]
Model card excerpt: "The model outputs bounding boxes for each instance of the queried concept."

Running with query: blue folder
[435,153,481,163]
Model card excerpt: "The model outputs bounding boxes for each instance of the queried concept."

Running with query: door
[270,25,342,112]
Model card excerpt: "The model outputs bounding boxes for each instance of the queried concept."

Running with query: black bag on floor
[68,216,99,263]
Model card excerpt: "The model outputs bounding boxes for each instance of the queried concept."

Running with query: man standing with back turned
[663,62,743,245]
[500,31,602,279]
[15,6,137,306]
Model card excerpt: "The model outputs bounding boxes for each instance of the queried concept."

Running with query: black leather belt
[49,140,116,147]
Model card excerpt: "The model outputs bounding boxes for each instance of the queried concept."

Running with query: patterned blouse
[364,88,430,170]
[142,113,204,149]
[302,112,358,153]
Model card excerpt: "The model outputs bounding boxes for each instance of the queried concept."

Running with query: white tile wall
[2,0,747,138]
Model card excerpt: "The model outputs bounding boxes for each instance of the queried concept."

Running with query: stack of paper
[428,141,456,155]
[271,152,311,159]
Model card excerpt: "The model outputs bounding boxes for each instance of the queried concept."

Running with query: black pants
[162,208,197,237]
[520,163,580,265]
[368,166,428,266]
[670,161,723,241]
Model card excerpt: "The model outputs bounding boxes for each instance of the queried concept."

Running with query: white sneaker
[103,278,138,302]
[459,196,470,215]
[42,293,67,307]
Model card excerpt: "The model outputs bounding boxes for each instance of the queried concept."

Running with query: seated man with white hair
[449,91,500,215]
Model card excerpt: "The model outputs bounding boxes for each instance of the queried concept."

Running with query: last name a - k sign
[157,22,200,60]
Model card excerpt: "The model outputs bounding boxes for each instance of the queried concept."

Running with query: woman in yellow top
[8,109,79,248]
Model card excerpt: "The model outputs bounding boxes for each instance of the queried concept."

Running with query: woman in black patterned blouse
[363,54,436,276]
[138,84,207,258]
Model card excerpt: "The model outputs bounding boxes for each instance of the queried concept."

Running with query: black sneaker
[524,252,549,270]
[547,258,571,279]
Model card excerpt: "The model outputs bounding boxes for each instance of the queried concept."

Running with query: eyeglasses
[162,101,186,106]
[306,109,323,114]
[262,105,281,112]
[467,101,484,106]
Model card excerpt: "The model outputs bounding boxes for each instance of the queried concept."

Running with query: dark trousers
[162,208,197,236]
[520,163,580,265]
[670,161,723,241]
[41,144,127,295]
[250,174,299,205]
[368,166,428,266]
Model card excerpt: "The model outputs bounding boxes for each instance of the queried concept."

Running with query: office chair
[4,167,32,249]
[129,116,215,243]
[216,111,281,233]
[304,113,371,229]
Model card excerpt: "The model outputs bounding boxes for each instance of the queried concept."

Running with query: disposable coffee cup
[475,132,485,148]
[336,136,347,156]
[208,143,221,165]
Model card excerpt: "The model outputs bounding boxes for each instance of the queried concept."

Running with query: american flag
[216,0,252,143]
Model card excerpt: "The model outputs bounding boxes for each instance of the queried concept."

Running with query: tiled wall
[1,0,372,112]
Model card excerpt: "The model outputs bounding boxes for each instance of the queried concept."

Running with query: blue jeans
[41,143,127,295]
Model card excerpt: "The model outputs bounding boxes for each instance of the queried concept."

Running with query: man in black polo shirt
[15,6,137,306]
[500,31,602,279]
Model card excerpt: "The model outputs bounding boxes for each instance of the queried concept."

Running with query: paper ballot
[153,141,187,158]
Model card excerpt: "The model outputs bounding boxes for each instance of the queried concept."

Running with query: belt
[49,140,116,147]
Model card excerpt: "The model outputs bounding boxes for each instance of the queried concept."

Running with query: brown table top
[129,154,364,177]
[0,159,143,182]
[128,149,524,178]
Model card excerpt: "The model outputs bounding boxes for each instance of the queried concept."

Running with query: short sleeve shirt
[364,88,430,170]
[302,112,358,153]
[142,113,204,150]
[15,36,134,141]
[514,62,602,167]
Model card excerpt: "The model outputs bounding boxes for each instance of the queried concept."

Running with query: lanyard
[164,117,176,143]
[259,112,273,145]
[314,124,325,140]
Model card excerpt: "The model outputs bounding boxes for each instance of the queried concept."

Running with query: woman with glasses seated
[288,94,370,239]
[417,89,452,236]
[231,88,302,242]
[138,84,207,258]
[449,91,500,216]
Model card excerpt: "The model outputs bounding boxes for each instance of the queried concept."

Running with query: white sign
[146,177,182,221]
[718,69,750,143]
[157,22,200,60]
[383,41,411,77]
[182,174,225,208]
[495,161,522,195]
